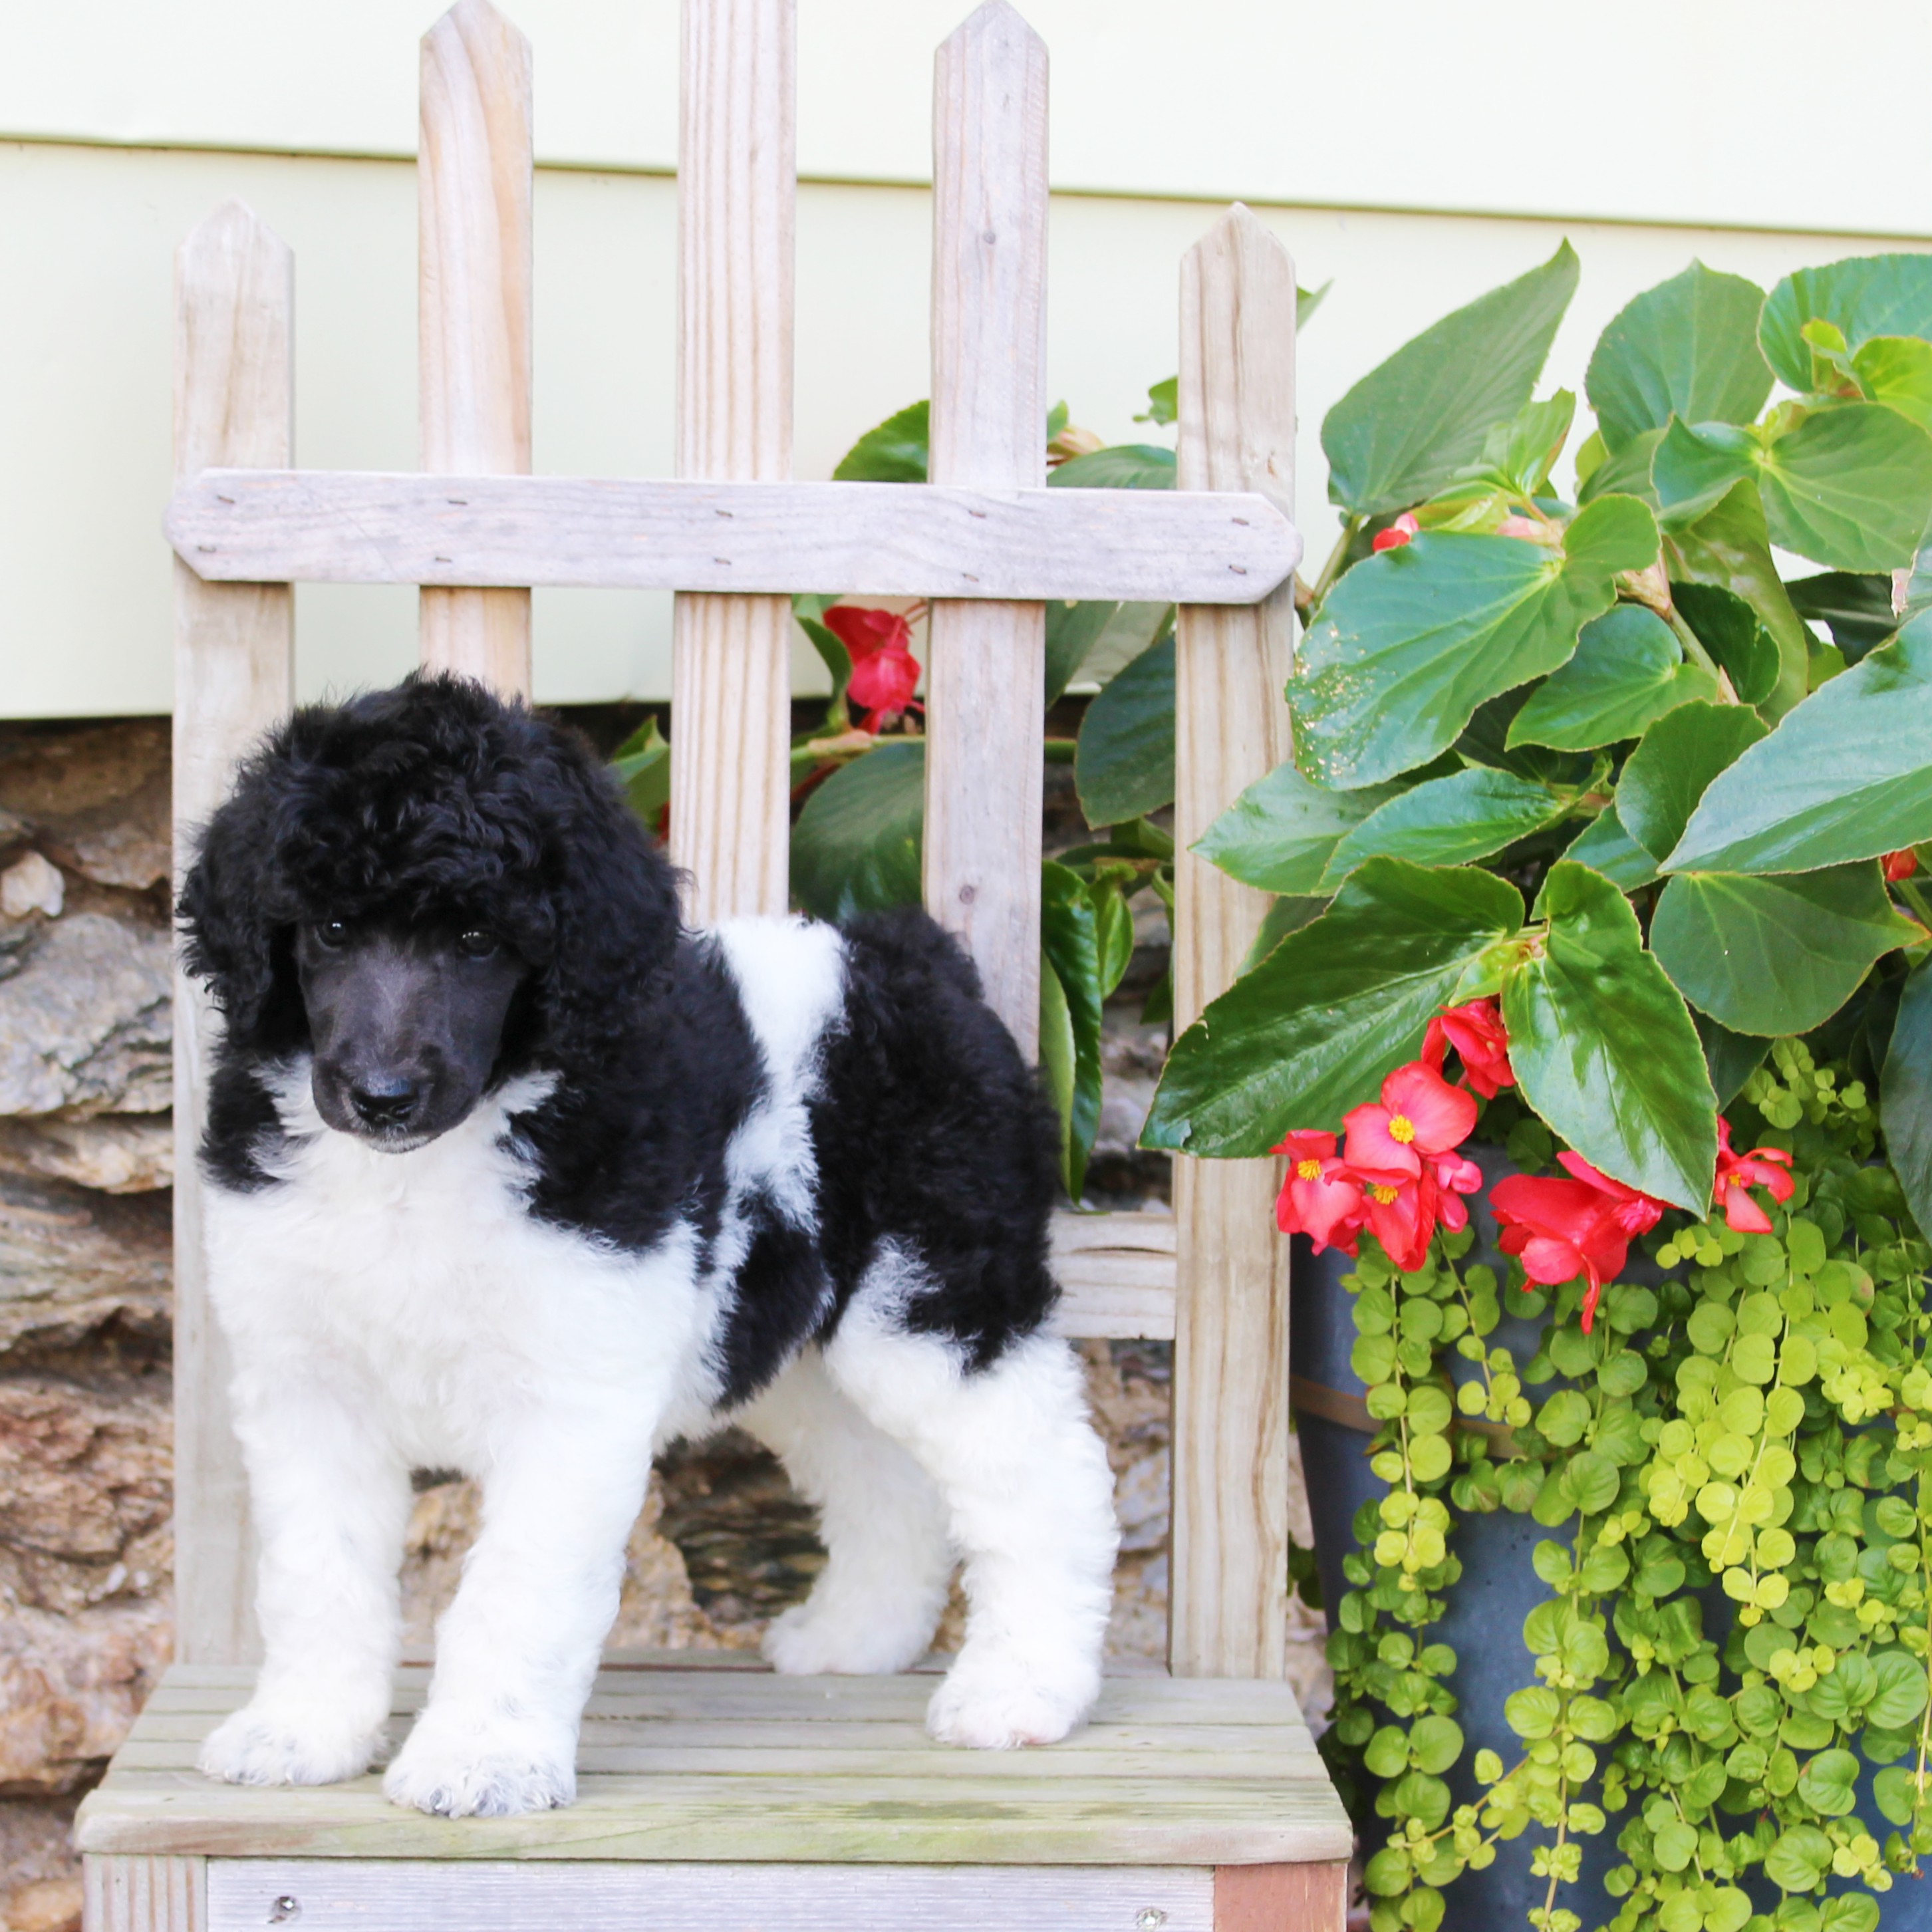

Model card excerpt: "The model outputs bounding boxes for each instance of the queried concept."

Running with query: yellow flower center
[1387,1115,1416,1143]
[1369,1184,1400,1204]
[1296,1159,1323,1180]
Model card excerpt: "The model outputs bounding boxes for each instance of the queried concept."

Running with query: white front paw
[763,1594,936,1677]
[925,1648,1098,1750]
[382,1705,576,1817]
[199,1698,384,1787]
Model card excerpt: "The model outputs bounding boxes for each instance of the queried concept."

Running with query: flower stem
[1306,516,1365,615]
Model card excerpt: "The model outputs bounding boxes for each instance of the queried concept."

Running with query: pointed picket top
[939,0,1047,63]
[174,200,292,482]
[421,0,531,82]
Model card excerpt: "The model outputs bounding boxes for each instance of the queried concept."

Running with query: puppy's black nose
[349,1075,422,1129]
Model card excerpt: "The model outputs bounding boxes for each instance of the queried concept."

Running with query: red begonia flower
[1431,1149,1484,1234]
[1371,512,1419,554]
[1884,849,1920,883]
[1713,1116,1795,1235]
[1423,998,1515,1098]
[1359,1167,1439,1274]
[1271,1131,1365,1256]
[1341,1060,1479,1184]
[823,605,922,728]
[1489,1154,1668,1333]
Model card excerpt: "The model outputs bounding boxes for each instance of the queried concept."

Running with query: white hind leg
[736,1347,955,1676]
[821,1254,1119,1749]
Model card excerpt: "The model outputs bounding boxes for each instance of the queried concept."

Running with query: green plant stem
[1893,875,1932,929]
[1661,607,1730,692]
[1306,515,1365,615]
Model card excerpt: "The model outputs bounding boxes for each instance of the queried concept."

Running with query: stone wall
[0,720,1325,1932]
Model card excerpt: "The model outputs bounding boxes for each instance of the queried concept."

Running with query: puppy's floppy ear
[177,756,291,1046]
[531,738,684,1070]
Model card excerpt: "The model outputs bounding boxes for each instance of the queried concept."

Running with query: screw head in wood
[269,1897,301,1923]
[1135,1911,1167,1930]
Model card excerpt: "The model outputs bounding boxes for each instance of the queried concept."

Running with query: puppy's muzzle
[348,1073,424,1131]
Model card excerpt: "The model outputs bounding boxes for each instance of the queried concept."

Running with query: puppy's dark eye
[456,928,498,960]
[313,920,348,951]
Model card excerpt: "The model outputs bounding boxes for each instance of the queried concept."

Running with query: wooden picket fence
[78,1,1351,1925]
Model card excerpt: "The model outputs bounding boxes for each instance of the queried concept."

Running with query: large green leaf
[1664,615,1932,873]
[1696,1012,1770,1109]
[1317,768,1566,886]
[1882,960,1932,1239]
[1046,599,1172,703]
[1141,859,1525,1155]
[1049,444,1175,490]
[609,714,672,825]
[1075,636,1174,827]
[1293,494,1659,788]
[1504,862,1717,1212]
[1759,253,1932,394]
[1507,604,1716,750]
[1853,335,1932,433]
[1651,865,1917,1036]
[1564,805,1659,891]
[1586,263,1772,454]
[833,400,929,482]
[1671,582,1780,706]
[1651,418,1758,531]
[1756,404,1932,571]
[1578,426,1662,508]
[1663,482,1810,718]
[1321,242,1578,516]
[1040,861,1105,1198]
[1615,702,1770,863]
[1192,761,1402,895]
[789,740,924,920]
[1784,571,1897,661]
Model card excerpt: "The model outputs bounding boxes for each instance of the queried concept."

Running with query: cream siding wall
[3,1,1929,716]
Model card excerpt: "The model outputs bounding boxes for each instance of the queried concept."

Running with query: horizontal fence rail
[163,471,1300,603]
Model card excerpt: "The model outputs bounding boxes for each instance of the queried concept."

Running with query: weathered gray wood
[671,0,796,924]
[1050,1209,1178,1339]
[84,1854,206,1932]
[418,0,534,694]
[922,1,1051,1056]
[164,471,1296,601]
[172,200,295,1669]
[1169,206,1298,1682]
[206,1859,1214,1932]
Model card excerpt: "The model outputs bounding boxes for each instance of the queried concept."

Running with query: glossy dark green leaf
[1141,859,1524,1155]
[1651,417,1756,530]
[1695,1012,1770,1108]
[1651,864,1917,1035]
[1784,571,1897,661]
[1563,805,1659,890]
[1756,402,1932,571]
[1663,481,1810,718]
[1242,893,1329,972]
[1317,767,1566,886]
[1665,614,1932,873]
[609,714,671,824]
[1037,952,1077,1188]
[1045,599,1172,704]
[832,400,929,482]
[1322,242,1578,516]
[1293,494,1659,789]
[1671,581,1780,706]
[1883,960,1932,1240]
[1075,636,1174,827]
[1504,862,1717,1212]
[1759,253,1932,393]
[789,740,924,920]
[1048,444,1175,491]
[1507,603,1716,750]
[1616,701,1770,862]
[1040,860,1105,1198]
[1193,761,1401,895]
[1586,263,1771,453]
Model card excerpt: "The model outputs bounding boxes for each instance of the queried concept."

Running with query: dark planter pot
[1290,1145,1621,1931]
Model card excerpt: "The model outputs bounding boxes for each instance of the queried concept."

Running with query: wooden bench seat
[79,1660,1351,1929]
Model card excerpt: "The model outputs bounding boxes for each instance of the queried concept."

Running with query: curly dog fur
[179,675,1118,1816]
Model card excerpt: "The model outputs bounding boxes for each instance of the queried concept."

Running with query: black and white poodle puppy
[178,674,1118,1817]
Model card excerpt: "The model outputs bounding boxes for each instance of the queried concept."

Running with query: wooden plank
[670,0,795,924]
[418,0,533,695]
[83,1855,206,1932]
[1051,1208,1178,1338]
[922,1,1049,1056]
[1168,206,1298,1682]
[164,472,1298,601]
[171,200,295,1670]
[1215,1861,1349,1932]
[206,1859,1215,1932]
[79,1773,1352,1866]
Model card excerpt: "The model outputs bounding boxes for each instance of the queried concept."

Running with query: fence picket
[418,0,533,696]
[670,0,796,924]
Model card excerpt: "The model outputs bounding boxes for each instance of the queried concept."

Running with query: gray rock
[0,918,170,1121]
[0,1119,172,1196]
[0,1174,170,1357]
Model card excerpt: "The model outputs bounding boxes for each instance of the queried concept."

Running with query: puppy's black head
[180,674,682,1149]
